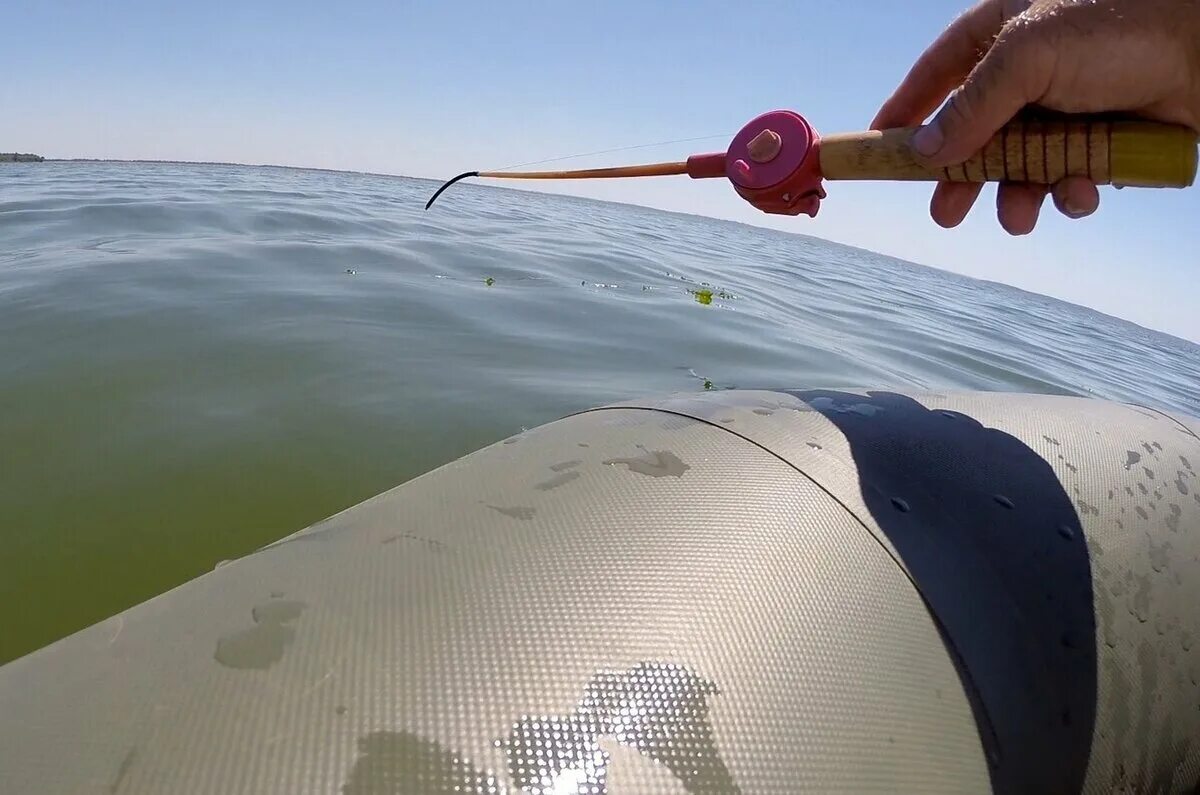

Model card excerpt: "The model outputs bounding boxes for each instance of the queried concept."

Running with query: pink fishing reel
[686,110,826,217]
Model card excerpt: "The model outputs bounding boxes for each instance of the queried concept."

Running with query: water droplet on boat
[489,505,535,520]
[603,450,689,478]
[535,472,580,491]
[1133,577,1151,623]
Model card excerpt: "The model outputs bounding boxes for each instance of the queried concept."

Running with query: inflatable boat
[1,388,1198,793]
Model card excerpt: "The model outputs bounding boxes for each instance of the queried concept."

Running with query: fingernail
[912,122,943,158]
[1062,198,1088,218]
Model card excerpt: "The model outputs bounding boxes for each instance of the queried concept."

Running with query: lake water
[2,161,1198,664]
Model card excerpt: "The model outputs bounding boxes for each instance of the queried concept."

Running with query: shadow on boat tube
[785,390,1095,795]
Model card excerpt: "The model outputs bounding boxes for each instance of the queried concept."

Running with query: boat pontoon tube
[1,389,1198,794]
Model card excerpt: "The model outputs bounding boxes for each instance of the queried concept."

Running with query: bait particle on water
[692,288,714,305]
[485,276,495,286]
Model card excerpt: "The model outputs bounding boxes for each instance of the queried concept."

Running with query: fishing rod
[426,110,1199,217]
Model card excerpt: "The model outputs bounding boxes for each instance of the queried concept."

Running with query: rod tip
[425,171,480,210]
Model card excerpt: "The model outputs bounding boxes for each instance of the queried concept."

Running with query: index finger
[871,0,1006,130]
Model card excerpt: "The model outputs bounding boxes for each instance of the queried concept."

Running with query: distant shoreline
[45,156,414,180]
[0,153,44,162]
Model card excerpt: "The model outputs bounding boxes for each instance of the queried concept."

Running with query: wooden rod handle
[819,118,1198,188]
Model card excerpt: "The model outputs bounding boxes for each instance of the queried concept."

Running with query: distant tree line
[0,153,45,162]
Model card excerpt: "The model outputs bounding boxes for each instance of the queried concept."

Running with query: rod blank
[425,162,689,209]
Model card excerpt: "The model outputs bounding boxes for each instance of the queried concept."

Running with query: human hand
[872,0,1200,234]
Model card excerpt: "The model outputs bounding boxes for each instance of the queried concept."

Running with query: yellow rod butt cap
[1111,121,1198,188]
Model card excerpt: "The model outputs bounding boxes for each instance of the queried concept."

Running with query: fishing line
[424,135,732,210]
[492,134,732,172]
[425,162,699,209]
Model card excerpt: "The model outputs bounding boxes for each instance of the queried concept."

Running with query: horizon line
[21,155,1199,347]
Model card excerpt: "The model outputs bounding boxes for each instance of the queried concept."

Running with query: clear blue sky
[4,0,1198,341]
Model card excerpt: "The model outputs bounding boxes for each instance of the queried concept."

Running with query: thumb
[910,25,1054,167]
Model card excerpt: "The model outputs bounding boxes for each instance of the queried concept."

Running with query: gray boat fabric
[1,389,1197,794]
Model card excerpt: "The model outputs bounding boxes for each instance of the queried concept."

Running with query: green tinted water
[2,162,1197,663]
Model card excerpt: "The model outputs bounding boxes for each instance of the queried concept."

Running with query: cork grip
[819,119,1198,188]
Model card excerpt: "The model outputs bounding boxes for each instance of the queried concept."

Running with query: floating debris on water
[686,367,718,391]
[484,276,495,286]
[687,286,736,304]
